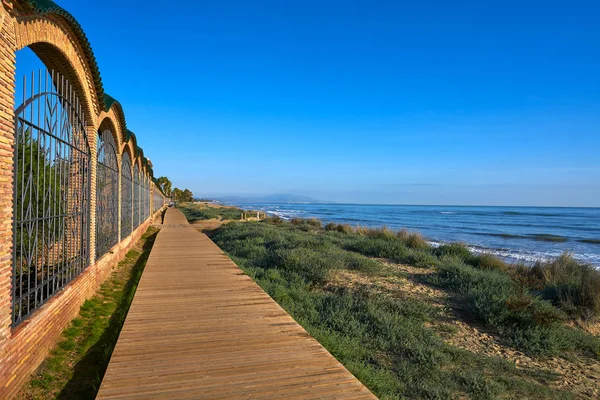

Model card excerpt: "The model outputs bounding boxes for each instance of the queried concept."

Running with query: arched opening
[12,50,92,325]
[121,152,133,239]
[133,164,141,228]
[96,128,119,259]
[144,174,150,220]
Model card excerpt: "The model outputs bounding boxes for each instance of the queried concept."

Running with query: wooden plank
[96,208,376,399]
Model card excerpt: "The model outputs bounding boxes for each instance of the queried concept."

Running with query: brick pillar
[0,4,16,351]
[117,158,122,242]
[88,126,97,265]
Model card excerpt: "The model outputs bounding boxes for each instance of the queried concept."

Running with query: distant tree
[156,176,172,196]
[182,189,193,202]
[172,187,182,202]
[171,187,193,203]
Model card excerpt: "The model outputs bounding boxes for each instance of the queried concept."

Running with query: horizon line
[201,199,600,209]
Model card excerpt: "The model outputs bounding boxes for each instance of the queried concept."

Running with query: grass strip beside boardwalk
[17,227,159,400]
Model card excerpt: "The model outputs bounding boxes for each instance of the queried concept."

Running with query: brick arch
[133,155,143,171]
[137,147,146,170]
[121,139,136,176]
[103,95,127,141]
[13,15,101,126]
[97,109,125,167]
[124,130,140,160]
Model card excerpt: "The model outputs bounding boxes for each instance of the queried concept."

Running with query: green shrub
[365,226,396,239]
[397,229,430,250]
[307,218,323,228]
[178,203,243,221]
[435,243,473,262]
[354,226,370,236]
[398,249,439,268]
[429,256,600,357]
[346,237,410,259]
[343,252,381,274]
[505,290,566,327]
[534,253,600,320]
[454,370,504,400]
[407,234,429,250]
[336,224,353,234]
[264,215,283,224]
[475,253,509,272]
[324,222,338,231]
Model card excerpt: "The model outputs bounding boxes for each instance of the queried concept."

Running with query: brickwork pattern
[0,3,167,398]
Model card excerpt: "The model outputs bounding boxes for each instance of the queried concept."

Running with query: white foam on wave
[439,212,458,214]
[266,209,306,220]
[468,246,600,267]
[426,241,599,267]
[268,211,291,220]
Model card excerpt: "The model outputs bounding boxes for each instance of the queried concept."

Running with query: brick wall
[0,3,168,398]
[0,3,17,358]
[0,216,162,398]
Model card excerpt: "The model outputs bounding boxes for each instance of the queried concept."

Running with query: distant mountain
[215,194,324,204]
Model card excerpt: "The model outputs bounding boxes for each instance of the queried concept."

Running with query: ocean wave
[474,232,569,243]
[268,210,297,220]
[423,241,599,266]
[467,246,600,266]
[502,211,568,217]
[475,221,600,233]
[439,212,458,214]
[579,239,600,245]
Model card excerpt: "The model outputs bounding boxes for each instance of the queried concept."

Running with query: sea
[222,203,600,266]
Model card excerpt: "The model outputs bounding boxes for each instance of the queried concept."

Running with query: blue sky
[17,0,600,206]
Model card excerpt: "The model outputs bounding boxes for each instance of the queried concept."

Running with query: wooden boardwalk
[96,208,376,399]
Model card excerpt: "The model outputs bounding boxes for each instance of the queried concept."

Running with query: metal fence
[133,165,140,228]
[10,69,165,327]
[96,130,119,259]
[12,70,91,326]
[143,175,150,220]
[120,153,132,239]
[153,187,163,214]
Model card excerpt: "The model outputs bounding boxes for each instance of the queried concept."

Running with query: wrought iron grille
[133,165,140,228]
[141,175,146,221]
[153,187,162,214]
[144,176,150,219]
[95,130,119,259]
[12,70,91,326]
[120,154,132,238]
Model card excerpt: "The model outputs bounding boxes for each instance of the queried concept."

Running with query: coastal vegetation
[202,213,600,399]
[17,228,159,400]
[179,202,244,222]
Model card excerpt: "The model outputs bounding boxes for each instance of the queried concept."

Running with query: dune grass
[17,227,159,400]
[208,219,599,399]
